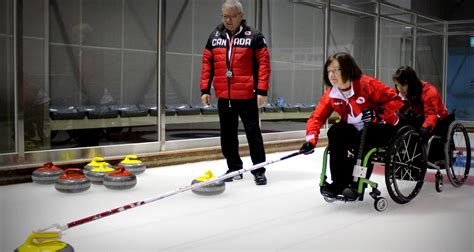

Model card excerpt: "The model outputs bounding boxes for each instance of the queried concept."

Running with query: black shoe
[253,173,267,185]
[320,183,341,198]
[342,187,360,201]
[223,170,243,182]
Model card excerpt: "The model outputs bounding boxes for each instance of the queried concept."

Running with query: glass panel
[415,32,443,93]
[447,35,474,120]
[0,0,15,153]
[417,15,444,34]
[380,3,415,24]
[260,0,325,134]
[329,9,376,76]
[331,0,376,14]
[165,0,250,141]
[379,20,413,87]
[448,22,474,33]
[48,0,158,149]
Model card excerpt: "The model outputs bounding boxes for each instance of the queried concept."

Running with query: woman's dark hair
[323,52,362,87]
[392,66,423,106]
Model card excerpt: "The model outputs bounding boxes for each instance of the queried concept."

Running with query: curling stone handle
[92,157,105,162]
[64,168,84,175]
[43,161,54,167]
[114,166,126,172]
[125,154,138,160]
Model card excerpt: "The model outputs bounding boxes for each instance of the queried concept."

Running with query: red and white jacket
[399,81,448,130]
[306,75,403,146]
[200,20,270,99]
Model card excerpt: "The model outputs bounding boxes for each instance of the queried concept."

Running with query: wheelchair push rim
[385,126,427,204]
[445,121,471,187]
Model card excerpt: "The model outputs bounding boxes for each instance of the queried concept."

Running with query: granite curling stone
[118,154,146,175]
[55,168,91,193]
[85,163,116,184]
[103,166,137,190]
[83,157,113,175]
[15,231,74,252]
[31,161,64,184]
[191,170,225,196]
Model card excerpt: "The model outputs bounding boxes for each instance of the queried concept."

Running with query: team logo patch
[215,31,220,37]
[245,31,251,35]
[356,97,365,104]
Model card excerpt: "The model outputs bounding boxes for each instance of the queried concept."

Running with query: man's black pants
[218,98,266,175]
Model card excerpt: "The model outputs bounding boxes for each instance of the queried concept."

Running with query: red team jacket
[400,81,448,130]
[305,75,403,145]
[200,20,270,100]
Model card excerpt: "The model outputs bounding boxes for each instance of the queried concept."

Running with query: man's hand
[201,94,211,105]
[257,95,267,108]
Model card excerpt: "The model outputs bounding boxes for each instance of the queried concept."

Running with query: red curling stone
[103,166,137,190]
[55,168,91,193]
[31,161,64,184]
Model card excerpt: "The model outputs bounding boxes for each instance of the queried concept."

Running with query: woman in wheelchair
[299,52,403,201]
[393,66,453,161]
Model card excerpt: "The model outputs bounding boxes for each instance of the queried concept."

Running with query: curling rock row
[85,164,116,184]
[191,170,225,196]
[103,166,137,190]
[118,154,146,175]
[55,168,91,193]
[31,161,64,184]
[83,157,113,175]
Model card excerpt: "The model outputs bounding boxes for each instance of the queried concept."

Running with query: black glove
[396,112,408,126]
[361,108,374,123]
[420,126,431,144]
[300,141,314,155]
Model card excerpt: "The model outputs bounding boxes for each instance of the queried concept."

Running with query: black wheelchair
[320,116,471,211]
[320,124,427,211]
[424,119,471,192]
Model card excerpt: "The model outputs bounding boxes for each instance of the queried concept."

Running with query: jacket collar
[329,82,354,102]
[217,19,247,37]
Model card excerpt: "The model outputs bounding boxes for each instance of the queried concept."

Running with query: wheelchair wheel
[445,121,471,187]
[374,197,388,212]
[385,126,427,204]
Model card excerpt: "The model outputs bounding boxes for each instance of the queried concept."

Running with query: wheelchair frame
[320,125,427,211]
[425,120,471,192]
[320,121,471,210]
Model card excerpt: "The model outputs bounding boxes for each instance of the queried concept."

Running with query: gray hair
[222,0,244,14]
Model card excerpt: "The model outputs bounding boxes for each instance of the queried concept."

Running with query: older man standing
[200,0,271,185]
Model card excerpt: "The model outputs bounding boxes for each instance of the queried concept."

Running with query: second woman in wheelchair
[299,52,403,200]
[392,66,449,143]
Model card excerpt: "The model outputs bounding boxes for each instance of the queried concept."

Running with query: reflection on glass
[329,10,375,75]
[45,0,158,149]
[379,20,413,86]
[415,33,443,91]
[259,1,325,134]
[332,0,376,14]
[0,0,15,153]
[380,3,415,23]
[417,15,444,33]
[447,35,474,120]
